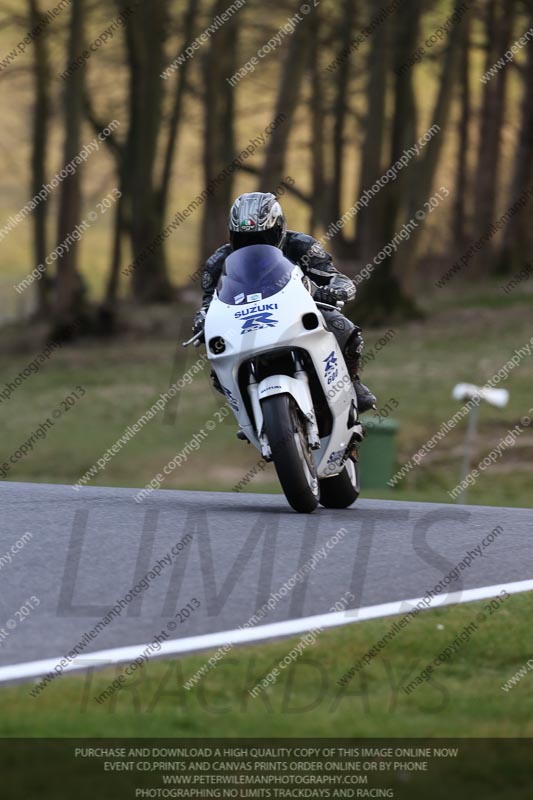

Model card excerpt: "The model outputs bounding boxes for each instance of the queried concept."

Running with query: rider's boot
[344,330,376,415]
[353,378,376,414]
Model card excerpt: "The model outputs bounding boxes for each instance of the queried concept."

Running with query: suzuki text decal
[234,303,278,319]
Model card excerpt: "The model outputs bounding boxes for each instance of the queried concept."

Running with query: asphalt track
[0,481,532,685]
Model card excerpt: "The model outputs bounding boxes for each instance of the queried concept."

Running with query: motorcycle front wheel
[262,394,319,514]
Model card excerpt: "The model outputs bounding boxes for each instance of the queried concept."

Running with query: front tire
[262,394,319,514]
[319,457,360,509]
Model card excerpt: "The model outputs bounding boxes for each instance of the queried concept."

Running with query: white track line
[2,578,533,686]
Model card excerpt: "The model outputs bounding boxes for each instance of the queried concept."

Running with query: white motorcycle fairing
[204,245,361,479]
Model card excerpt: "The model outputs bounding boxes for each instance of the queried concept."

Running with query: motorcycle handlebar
[182,332,204,348]
[315,300,345,311]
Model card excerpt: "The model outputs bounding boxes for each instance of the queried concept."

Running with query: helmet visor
[230,227,284,250]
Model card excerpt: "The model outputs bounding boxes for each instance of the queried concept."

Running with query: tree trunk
[29,0,52,319]
[474,0,515,260]
[157,0,199,217]
[330,0,356,238]
[260,0,315,190]
[397,0,472,292]
[87,0,195,311]
[101,164,126,332]
[199,0,239,261]
[498,25,533,273]
[83,88,125,330]
[52,0,87,339]
[123,0,174,303]
[308,5,327,234]
[355,2,389,262]
[454,12,472,247]
[354,0,423,324]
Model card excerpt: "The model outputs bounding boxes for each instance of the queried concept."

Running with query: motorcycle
[184,244,363,513]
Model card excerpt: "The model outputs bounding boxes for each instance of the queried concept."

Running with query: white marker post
[452,383,509,504]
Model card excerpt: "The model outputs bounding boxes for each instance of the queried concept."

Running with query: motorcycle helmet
[228,192,287,250]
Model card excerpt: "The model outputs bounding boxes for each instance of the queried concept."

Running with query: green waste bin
[358,417,399,489]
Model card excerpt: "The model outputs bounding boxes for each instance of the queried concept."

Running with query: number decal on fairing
[324,351,339,384]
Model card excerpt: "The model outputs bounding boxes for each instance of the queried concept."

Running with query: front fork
[247,353,320,460]
[291,351,320,450]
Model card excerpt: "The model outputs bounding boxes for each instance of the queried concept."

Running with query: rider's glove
[313,286,349,306]
[302,276,318,295]
[192,307,207,341]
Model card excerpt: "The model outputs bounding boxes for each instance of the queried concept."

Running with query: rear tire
[262,394,319,514]
[319,457,360,509]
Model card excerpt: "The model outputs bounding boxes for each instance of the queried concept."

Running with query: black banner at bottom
[1,738,531,799]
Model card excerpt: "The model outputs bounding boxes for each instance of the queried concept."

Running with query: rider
[192,192,376,413]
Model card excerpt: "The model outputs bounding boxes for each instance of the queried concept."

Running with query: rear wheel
[319,457,360,509]
[262,394,319,514]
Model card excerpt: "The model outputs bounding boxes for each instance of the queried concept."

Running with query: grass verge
[1,593,533,737]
